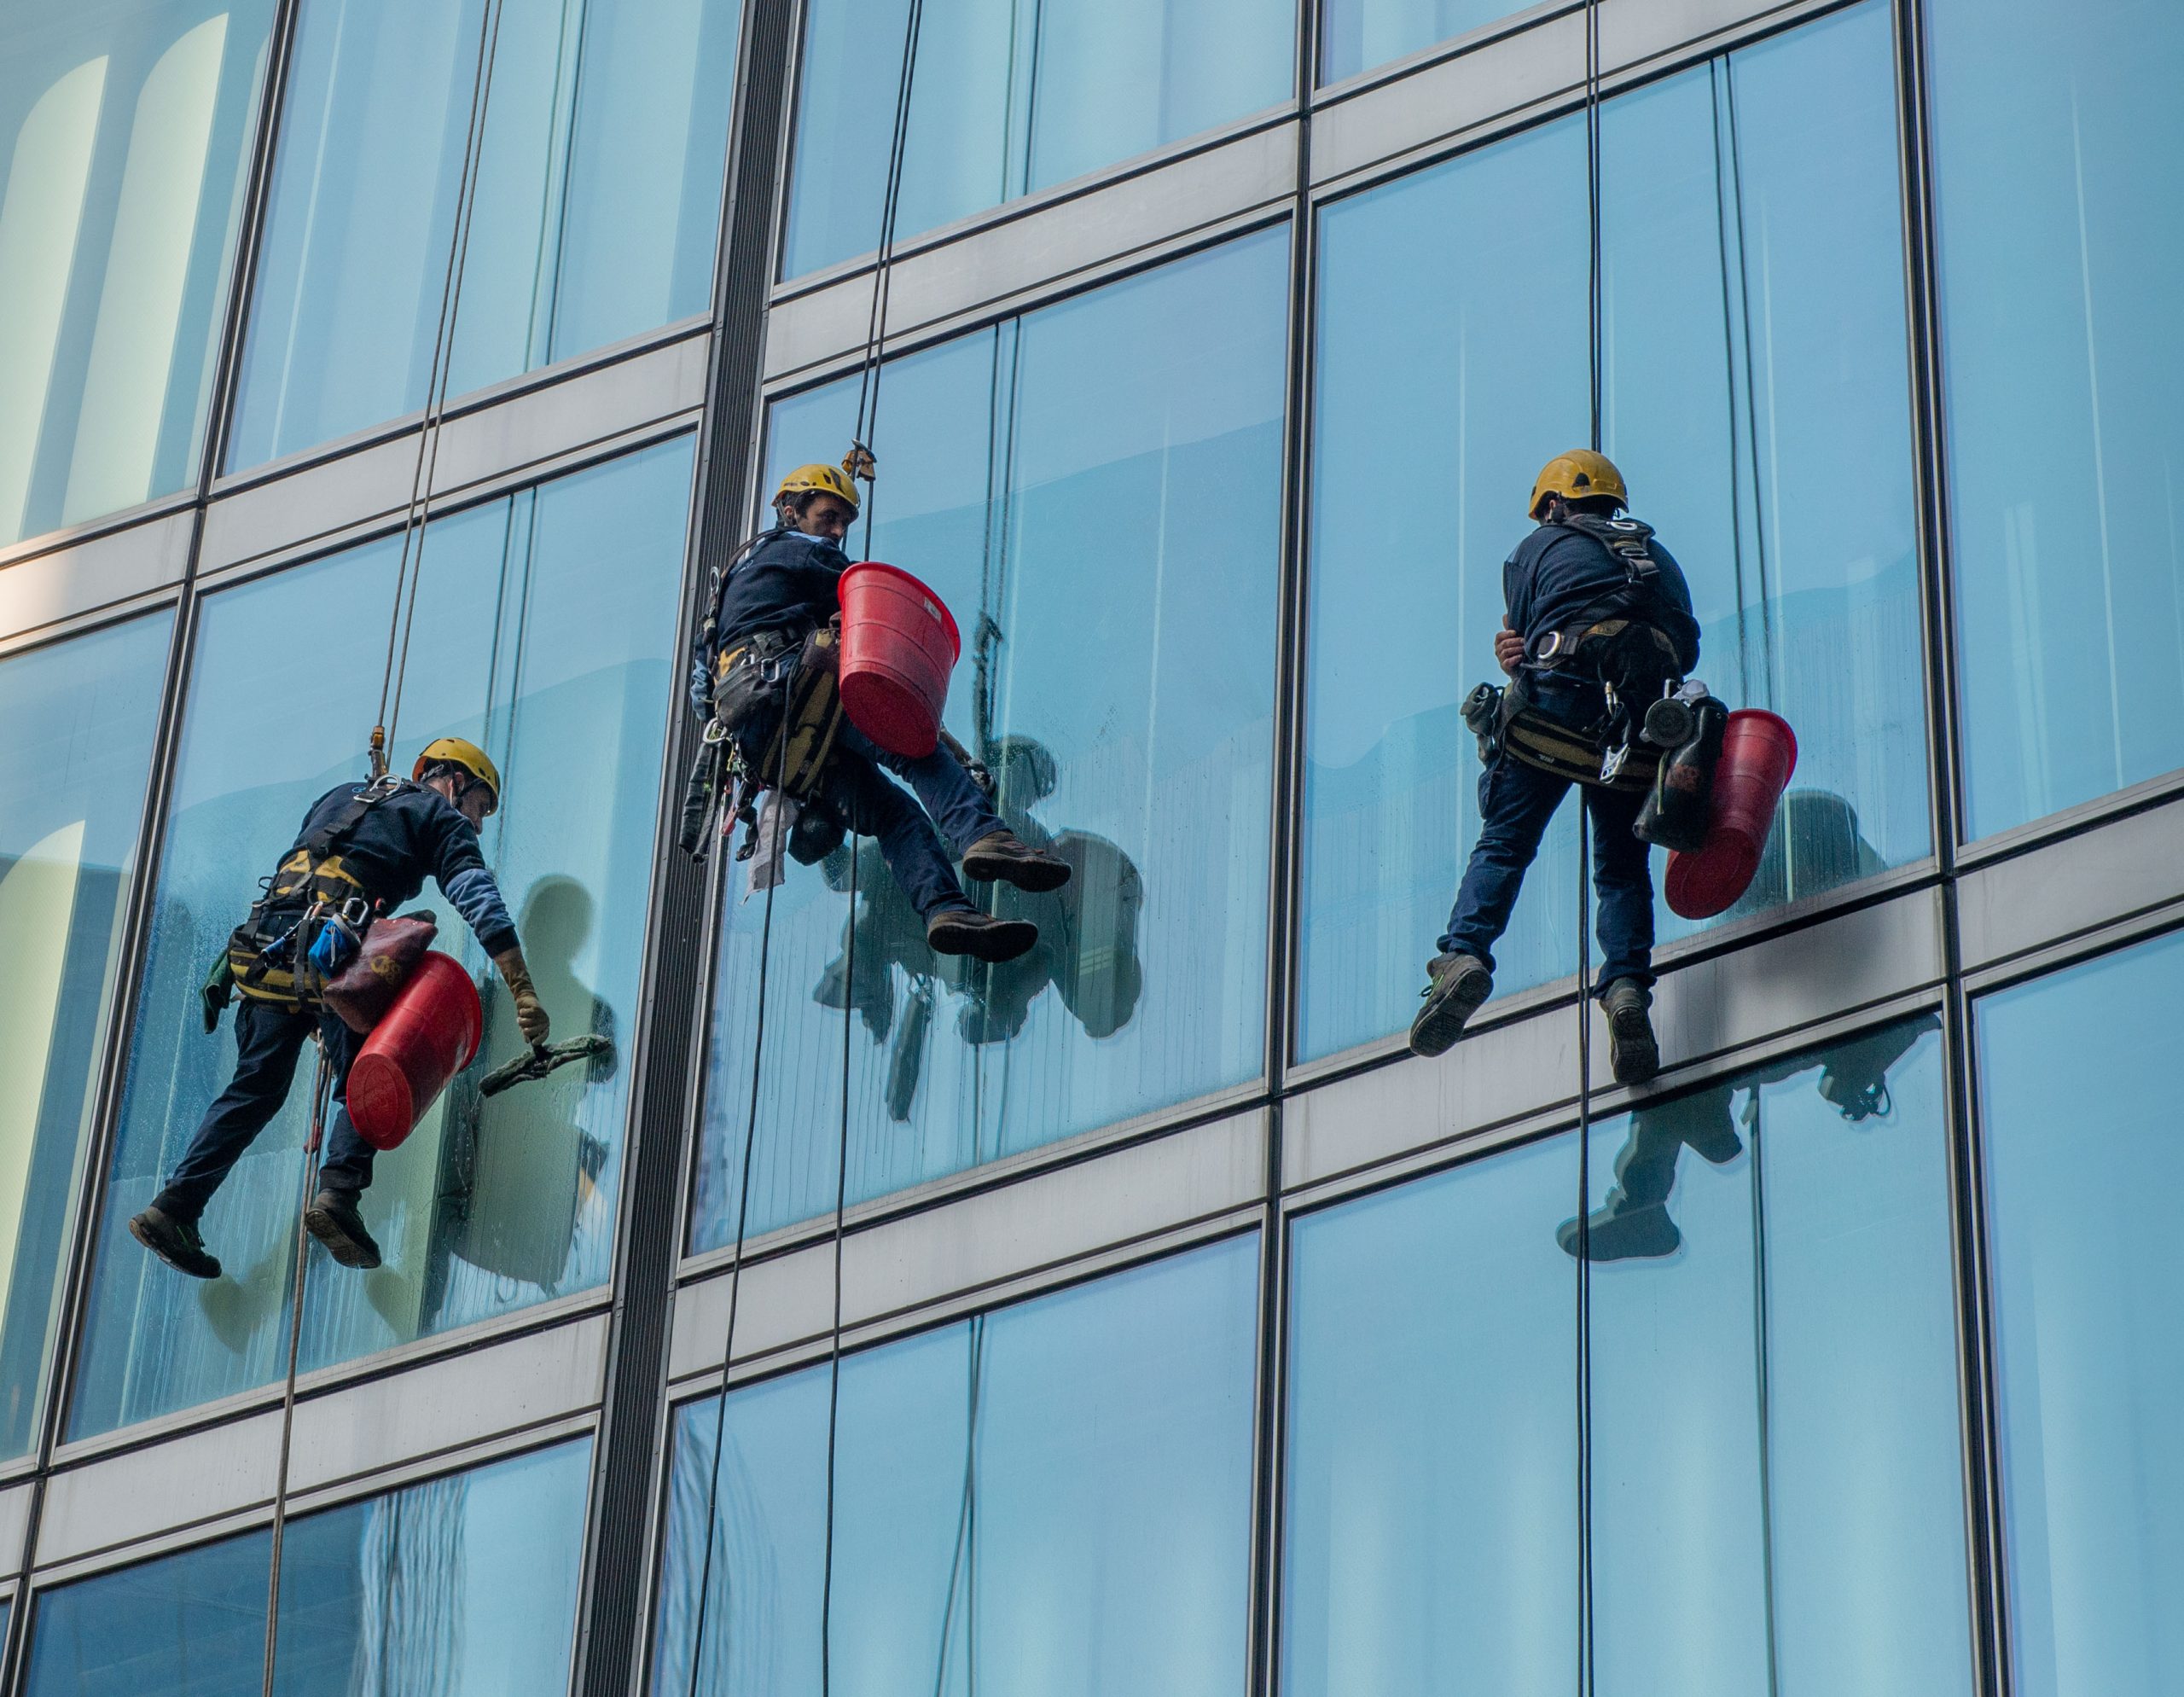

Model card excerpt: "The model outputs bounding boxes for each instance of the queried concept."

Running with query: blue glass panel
[782,0,1292,279]
[272,1438,590,1694]
[1285,1020,1971,1693]
[1320,0,1524,85]
[0,615,171,1460]
[1980,932,2184,1697]
[692,233,1284,1246]
[1299,2,1925,1059]
[25,1529,270,1697]
[0,0,276,543]
[73,439,689,1439]
[1931,0,2184,835]
[652,1236,1258,1694]
[227,0,736,468]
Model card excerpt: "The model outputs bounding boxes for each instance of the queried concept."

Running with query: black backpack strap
[300,776,409,857]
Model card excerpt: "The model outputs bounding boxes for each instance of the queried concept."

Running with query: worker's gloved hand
[1495,621,1526,677]
[492,947,552,1044]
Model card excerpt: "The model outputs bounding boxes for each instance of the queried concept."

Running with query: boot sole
[130,1212,221,1281]
[927,917,1038,963]
[1606,1002,1661,1084]
[1409,963,1493,1058]
[303,1206,383,1270]
[961,853,1072,894]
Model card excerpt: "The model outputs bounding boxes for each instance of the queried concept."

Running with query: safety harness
[224,776,409,1012]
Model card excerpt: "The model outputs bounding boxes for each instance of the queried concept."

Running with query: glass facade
[652,1237,1258,1694]
[692,231,1286,1245]
[0,0,277,544]
[782,0,1293,278]
[73,439,689,1438]
[0,0,2175,1690]
[227,0,736,469]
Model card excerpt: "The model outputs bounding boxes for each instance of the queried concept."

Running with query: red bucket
[346,952,483,1151]
[837,561,961,758]
[1664,710,1798,921]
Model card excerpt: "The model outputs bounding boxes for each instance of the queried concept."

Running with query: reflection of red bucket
[838,561,961,758]
[1664,710,1798,921]
[346,953,482,1151]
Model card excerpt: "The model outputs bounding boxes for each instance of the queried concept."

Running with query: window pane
[691,233,1284,1247]
[1979,931,2184,1697]
[1298,3,1925,1059]
[781,0,1292,280]
[653,1236,1258,1694]
[1284,1020,1970,1694]
[0,615,170,1461]
[1932,0,2184,836]
[227,0,736,469]
[1320,0,1523,85]
[72,439,689,1439]
[272,1438,590,1694]
[0,0,276,544]
[26,1529,270,1697]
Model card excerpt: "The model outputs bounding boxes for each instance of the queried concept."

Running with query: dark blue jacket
[288,782,519,956]
[1505,520,1699,724]
[716,526,851,649]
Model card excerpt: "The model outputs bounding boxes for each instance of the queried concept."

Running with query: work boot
[1409,952,1493,1058]
[961,830,1072,894]
[130,1204,221,1280]
[926,908,1037,963]
[1558,1200,1682,1262]
[304,1190,382,1270]
[1600,978,1660,1084]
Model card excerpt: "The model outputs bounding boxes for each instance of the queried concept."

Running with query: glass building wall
[0,0,277,545]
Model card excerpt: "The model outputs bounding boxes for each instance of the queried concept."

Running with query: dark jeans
[813,724,1006,923]
[157,998,377,1223]
[1440,753,1656,994]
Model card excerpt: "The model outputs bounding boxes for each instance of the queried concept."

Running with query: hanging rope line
[1575,3,1605,1694]
[819,838,859,1697]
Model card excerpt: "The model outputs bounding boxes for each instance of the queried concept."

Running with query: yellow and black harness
[224,779,405,1012]
[1472,674,1663,792]
[678,624,850,859]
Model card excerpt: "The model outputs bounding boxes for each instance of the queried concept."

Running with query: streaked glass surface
[272,1438,590,1694]
[1980,932,2184,1697]
[0,615,171,1460]
[692,232,1284,1247]
[73,439,689,1439]
[782,0,1292,279]
[228,0,736,469]
[1931,0,2184,836]
[0,0,276,544]
[1285,1020,1971,1694]
[1299,2,1924,1058]
[25,1528,270,1697]
[1321,0,1524,84]
[652,1235,1258,1695]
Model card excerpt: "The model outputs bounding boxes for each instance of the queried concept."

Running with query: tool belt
[1463,676,1660,793]
[713,624,846,798]
[222,779,404,1014]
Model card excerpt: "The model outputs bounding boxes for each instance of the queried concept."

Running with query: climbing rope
[819,838,859,1697]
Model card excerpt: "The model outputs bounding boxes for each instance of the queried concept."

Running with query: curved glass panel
[1298,2,1925,1059]
[782,0,1292,279]
[1285,1020,1971,1694]
[1321,0,1525,85]
[1980,931,2184,1697]
[73,439,689,1440]
[0,0,276,545]
[652,1235,1258,1695]
[1931,0,2184,837]
[0,615,170,1460]
[227,0,737,469]
[691,232,1284,1247]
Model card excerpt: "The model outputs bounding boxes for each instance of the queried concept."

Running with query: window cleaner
[680,452,1071,962]
[129,738,548,1280]
[1414,450,1725,1081]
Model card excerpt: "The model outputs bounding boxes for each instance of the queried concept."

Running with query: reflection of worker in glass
[688,462,1072,961]
[427,876,614,1317]
[1560,788,1923,1260]
[129,739,549,1281]
[1412,451,1700,1085]
[814,737,1145,1121]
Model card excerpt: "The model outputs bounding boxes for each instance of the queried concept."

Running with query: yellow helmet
[414,736,502,812]
[1529,449,1629,519]
[775,462,860,516]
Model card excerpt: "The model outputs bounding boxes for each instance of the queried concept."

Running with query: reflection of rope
[820,837,859,1696]
[258,1049,331,1697]
[930,1313,987,1697]
[1748,1100,1784,1697]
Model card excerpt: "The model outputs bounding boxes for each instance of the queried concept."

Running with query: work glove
[492,947,552,1044]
